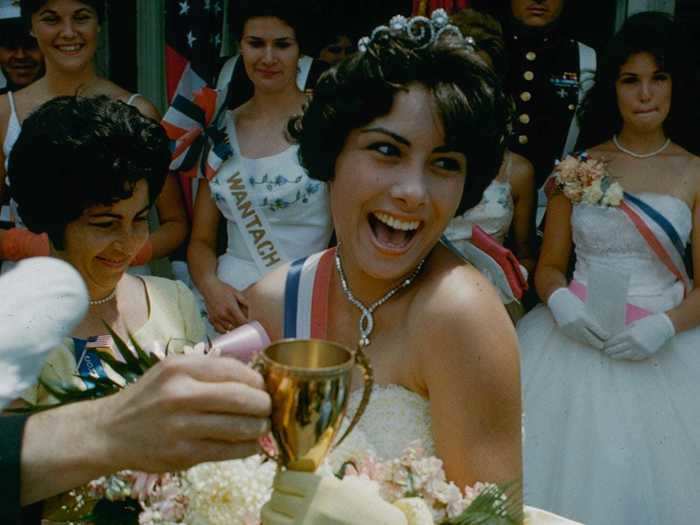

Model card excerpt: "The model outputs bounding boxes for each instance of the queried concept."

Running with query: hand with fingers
[547,288,610,349]
[603,313,675,361]
[202,279,250,333]
[98,354,271,473]
[261,470,408,525]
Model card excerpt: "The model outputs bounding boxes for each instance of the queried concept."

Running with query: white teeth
[374,212,420,231]
[58,45,81,52]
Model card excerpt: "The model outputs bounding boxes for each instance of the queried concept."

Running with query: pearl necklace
[89,288,117,306]
[335,246,425,348]
[613,135,670,159]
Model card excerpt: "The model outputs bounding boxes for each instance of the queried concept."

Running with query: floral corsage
[546,153,623,207]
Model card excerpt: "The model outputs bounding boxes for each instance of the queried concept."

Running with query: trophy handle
[250,352,282,465]
[333,345,374,448]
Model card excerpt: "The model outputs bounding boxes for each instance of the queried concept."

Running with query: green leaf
[442,480,522,525]
[103,324,141,370]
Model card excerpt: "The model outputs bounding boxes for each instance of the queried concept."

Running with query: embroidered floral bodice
[445,179,514,245]
[329,384,435,468]
[571,192,691,312]
[208,116,332,290]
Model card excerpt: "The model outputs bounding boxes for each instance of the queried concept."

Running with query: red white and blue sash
[619,192,691,295]
[283,248,334,339]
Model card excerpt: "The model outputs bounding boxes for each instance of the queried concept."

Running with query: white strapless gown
[518,194,700,525]
[330,385,581,524]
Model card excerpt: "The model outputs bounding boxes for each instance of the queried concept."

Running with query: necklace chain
[89,288,117,306]
[335,245,425,348]
[613,135,670,159]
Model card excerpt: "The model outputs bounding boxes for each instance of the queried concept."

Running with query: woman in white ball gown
[518,12,700,525]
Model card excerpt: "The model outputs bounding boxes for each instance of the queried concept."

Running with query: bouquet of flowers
[547,153,624,207]
[34,331,519,525]
[78,444,518,525]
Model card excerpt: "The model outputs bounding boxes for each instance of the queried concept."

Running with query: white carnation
[583,179,604,205]
[602,182,624,206]
[184,455,276,525]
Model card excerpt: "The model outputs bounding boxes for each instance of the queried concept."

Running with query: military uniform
[505,28,596,191]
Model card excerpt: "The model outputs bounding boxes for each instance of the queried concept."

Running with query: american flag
[161,0,227,217]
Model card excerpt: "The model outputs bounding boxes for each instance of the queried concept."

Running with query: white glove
[603,313,675,361]
[261,470,408,525]
[547,288,609,349]
[0,257,88,407]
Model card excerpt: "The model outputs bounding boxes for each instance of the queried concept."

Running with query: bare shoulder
[508,151,534,191]
[584,141,616,160]
[410,245,520,406]
[682,153,700,196]
[411,245,517,362]
[243,263,290,340]
[127,95,161,121]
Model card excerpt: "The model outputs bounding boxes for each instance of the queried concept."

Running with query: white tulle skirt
[518,305,700,525]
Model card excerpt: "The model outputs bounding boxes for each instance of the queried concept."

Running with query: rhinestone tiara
[357,9,475,53]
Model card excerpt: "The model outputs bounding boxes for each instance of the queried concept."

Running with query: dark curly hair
[578,12,700,153]
[8,96,170,249]
[289,29,511,215]
[20,0,105,23]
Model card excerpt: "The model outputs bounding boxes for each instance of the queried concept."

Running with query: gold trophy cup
[257,339,373,471]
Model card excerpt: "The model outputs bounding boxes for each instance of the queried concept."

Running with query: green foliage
[442,481,523,525]
[81,498,141,525]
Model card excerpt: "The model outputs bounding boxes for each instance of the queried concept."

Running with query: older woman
[248,12,522,522]
[188,2,332,334]
[0,0,187,272]
[8,95,201,403]
[8,95,271,519]
[519,12,700,524]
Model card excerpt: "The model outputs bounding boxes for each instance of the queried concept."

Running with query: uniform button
[519,113,531,124]
[568,104,576,111]
[526,51,536,61]
[520,91,532,102]
[524,71,534,81]
[518,135,529,145]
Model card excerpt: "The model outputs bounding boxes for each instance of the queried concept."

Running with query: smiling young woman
[0,0,188,274]
[247,16,520,503]
[187,3,332,336]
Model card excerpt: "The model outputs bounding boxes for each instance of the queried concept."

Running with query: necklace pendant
[359,310,374,335]
[359,336,370,348]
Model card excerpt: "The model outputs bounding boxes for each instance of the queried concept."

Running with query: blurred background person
[446,8,537,279]
[0,0,43,231]
[0,0,188,275]
[490,0,597,230]
[316,24,355,66]
[0,1,43,95]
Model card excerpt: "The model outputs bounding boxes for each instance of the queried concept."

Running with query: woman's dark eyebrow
[360,127,410,146]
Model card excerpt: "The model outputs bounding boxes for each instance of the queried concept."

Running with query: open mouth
[368,211,422,251]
